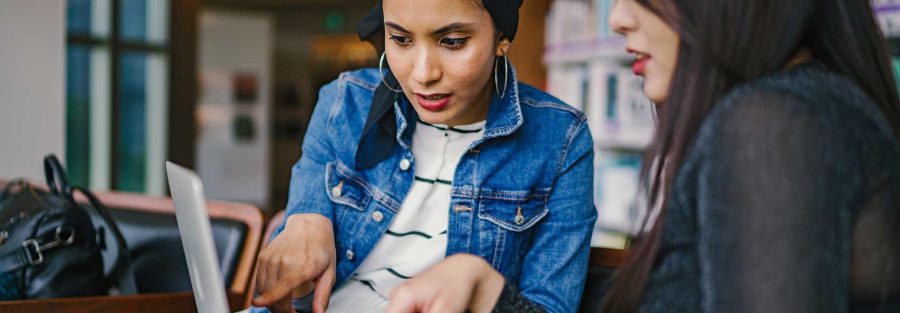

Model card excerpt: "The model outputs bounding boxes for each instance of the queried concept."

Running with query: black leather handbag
[0,155,136,300]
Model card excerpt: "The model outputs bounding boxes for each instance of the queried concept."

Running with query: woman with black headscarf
[250,1,595,312]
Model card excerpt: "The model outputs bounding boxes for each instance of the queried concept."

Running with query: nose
[412,47,442,86]
[609,0,636,35]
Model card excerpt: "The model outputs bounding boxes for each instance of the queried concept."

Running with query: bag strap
[0,227,76,273]
[0,245,36,273]
[40,155,137,294]
[43,155,74,203]
[70,187,138,295]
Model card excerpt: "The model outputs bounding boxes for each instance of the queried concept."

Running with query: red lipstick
[415,93,451,112]
[627,48,650,76]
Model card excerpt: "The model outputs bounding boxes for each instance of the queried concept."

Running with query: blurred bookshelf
[876,1,900,96]
[545,0,650,249]
[546,0,900,249]
[878,1,900,38]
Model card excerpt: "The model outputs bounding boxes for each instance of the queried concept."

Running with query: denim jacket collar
[356,65,523,169]
[481,64,524,142]
[393,65,524,149]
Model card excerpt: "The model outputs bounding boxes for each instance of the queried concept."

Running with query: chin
[644,88,665,103]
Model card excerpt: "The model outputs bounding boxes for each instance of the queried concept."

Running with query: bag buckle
[22,227,76,266]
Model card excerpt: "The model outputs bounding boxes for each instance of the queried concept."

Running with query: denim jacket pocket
[477,192,550,232]
[325,161,372,217]
[475,190,550,277]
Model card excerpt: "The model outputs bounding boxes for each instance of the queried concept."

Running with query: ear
[496,38,511,57]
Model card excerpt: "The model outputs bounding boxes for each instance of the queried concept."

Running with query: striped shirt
[327,118,485,313]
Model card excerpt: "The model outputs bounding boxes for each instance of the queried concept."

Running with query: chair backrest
[588,247,628,269]
[580,247,629,312]
[85,191,263,298]
[244,210,286,307]
[262,211,286,249]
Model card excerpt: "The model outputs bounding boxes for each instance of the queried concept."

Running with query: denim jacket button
[331,181,343,198]
[372,211,384,222]
[514,206,525,225]
[399,159,411,171]
[346,249,354,261]
[514,215,525,225]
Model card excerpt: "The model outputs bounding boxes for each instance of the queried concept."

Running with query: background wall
[196,9,273,207]
[0,0,66,182]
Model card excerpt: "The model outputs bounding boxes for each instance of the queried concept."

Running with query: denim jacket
[258,67,596,313]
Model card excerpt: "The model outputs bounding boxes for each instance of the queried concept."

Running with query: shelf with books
[595,134,652,151]
[591,229,630,248]
[877,2,900,37]
[592,109,654,151]
[546,0,653,250]
[590,149,642,248]
[544,37,631,65]
[876,2,900,13]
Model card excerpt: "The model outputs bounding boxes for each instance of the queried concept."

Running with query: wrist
[470,256,505,313]
[284,213,335,248]
[286,213,332,230]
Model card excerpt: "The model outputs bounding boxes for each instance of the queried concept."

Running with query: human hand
[252,213,336,313]
[385,254,505,313]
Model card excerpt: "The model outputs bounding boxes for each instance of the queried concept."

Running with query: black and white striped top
[326,118,485,312]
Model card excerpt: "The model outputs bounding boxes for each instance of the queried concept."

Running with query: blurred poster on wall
[232,72,259,104]
[196,9,272,207]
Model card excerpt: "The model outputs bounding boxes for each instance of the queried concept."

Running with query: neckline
[415,117,486,134]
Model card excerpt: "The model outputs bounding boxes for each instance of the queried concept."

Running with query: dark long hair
[601,0,900,312]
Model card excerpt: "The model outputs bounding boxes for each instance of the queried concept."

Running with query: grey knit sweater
[494,62,900,313]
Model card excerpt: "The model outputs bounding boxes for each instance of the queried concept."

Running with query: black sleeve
[491,280,547,313]
[689,88,900,312]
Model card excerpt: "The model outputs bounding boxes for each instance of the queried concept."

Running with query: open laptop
[166,161,232,313]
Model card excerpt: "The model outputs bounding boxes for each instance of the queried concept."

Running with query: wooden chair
[589,247,629,268]
[245,210,287,308]
[0,179,264,305]
[580,247,630,312]
[89,190,264,300]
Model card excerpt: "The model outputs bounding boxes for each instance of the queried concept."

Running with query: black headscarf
[357,0,524,47]
[354,0,524,169]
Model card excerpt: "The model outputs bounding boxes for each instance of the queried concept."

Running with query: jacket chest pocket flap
[477,191,549,232]
[325,162,371,211]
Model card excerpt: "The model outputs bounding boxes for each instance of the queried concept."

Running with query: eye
[440,37,469,49]
[390,35,412,47]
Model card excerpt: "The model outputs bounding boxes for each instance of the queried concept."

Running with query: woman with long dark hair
[385,0,900,312]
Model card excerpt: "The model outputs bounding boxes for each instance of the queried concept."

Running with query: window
[66,0,170,195]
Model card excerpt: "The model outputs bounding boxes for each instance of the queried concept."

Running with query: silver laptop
[166,161,231,313]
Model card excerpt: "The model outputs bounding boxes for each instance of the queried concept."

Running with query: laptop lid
[166,161,231,313]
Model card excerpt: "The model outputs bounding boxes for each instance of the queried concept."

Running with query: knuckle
[276,255,294,268]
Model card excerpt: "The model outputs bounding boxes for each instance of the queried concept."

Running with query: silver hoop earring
[494,51,509,99]
[379,52,403,93]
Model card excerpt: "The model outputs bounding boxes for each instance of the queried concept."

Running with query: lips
[627,48,651,76]
[415,93,451,112]
[632,58,649,76]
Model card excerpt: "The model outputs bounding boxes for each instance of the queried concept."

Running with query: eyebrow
[384,22,477,36]
[432,22,476,35]
[384,22,411,34]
